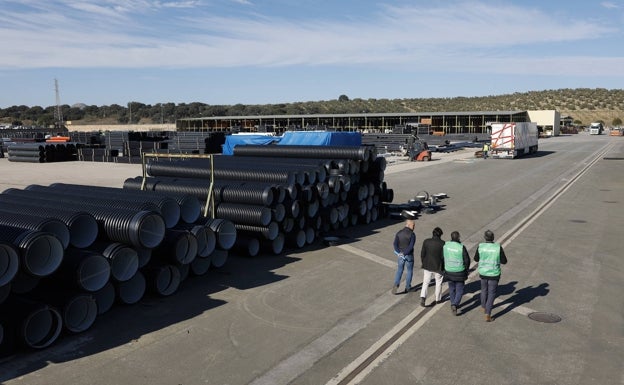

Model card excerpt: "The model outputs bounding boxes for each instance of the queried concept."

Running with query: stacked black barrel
[0,183,235,357]
[123,144,394,257]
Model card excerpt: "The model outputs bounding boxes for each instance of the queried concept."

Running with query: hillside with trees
[1,88,623,128]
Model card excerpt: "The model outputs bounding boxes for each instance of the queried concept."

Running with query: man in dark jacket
[443,231,471,315]
[474,230,508,322]
[392,219,416,294]
[419,227,445,307]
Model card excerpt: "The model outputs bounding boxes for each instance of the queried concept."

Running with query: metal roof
[177,111,527,121]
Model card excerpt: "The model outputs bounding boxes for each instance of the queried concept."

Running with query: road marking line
[336,244,396,268]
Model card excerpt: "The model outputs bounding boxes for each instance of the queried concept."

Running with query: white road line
[336,244,396,268]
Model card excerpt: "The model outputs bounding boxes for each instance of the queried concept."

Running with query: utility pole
[128,102,132,124]
[54,78,63,130]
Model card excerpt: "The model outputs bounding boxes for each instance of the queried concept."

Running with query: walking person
[474,230,508,322]
[419,227,445,306]
[443,231,471,316]
[482,142,490,159]
[392,219,416,294]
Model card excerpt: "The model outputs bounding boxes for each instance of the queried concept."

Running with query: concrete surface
[0,133,622,385]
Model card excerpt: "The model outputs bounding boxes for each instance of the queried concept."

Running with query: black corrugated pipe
[23,287,98,334]
[0,210,70,250]
[3,189,166,249]
[3,187,163,225]
[232,144,372,162]
[0,296,62,349]
[153,229,198,265]
[146,159,297,185]
[92,281,115,315]
[286,229,306,249]
[0,243,19,287]
[231,234,260,257]
[234,222,279,241]
[210,249,228,268]
[0,196,98,248]
[215,203,272,227]
[86,241,139,282]
[142,263,181,296]
[123,176,276,207]
[203,218,237,251]
[9,272,40,294]
[7,156,44,163]
[55,248,111,292]
[190,256,211,276]
[261,232,285,255]
[114,270,145,305]
[50,183,201,226]
[0,283,10,305]
[38,183,184,228]
[0,226,64,278]
[175,223,216,258]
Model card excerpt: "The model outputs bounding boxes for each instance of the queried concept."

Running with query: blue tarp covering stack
[222,131,361,155]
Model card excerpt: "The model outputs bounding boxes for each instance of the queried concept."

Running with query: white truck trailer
[489,122,539,159]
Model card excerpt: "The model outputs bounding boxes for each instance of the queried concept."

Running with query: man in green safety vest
[474,230,508,322]
[443,231,471,316]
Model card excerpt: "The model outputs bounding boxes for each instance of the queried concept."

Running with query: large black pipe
[232,144,372,162]
[215,203,272,227]
[0,243,19,287]
[2,189,166,249]
[0,196,98,248]
[0,210,70,250]
[0,296,63,349]
[86,242,139,282]
[29,184,181,229]
[146,159,297,185]
[55,248,111,292]
[0,227,64,278]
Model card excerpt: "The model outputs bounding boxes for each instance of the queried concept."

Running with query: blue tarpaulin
[278,131,361,146]
[223,131,362,154]
[222,134,280,155]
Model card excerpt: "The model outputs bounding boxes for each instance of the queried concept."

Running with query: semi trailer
[489,122,539,159]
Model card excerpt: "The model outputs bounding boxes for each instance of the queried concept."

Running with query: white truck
[588,122,603,135]
[489,122,539,159]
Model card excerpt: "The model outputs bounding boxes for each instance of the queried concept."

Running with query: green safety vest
[443,241,465,273]
[477,243,501,276]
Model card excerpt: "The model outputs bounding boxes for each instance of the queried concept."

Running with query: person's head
[432,227,443,237]
[484,230,495,242]
[405,219,415,230]
[451,231,460,242]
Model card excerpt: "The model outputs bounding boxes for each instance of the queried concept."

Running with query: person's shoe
[392,285,399,295]
[481,306,486,313]
[485,314,493,322]
[420,297,426,307]
[451,305,457,316]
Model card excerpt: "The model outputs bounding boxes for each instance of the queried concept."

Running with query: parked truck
[489,122,539,159]
[589,122,604,135]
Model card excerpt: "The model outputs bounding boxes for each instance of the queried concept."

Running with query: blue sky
[1,0,623,108]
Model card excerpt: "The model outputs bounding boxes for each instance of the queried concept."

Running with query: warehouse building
[176,109,560,136]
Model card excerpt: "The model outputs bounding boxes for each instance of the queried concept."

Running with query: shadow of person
[458,280,519,314]
[493,282,550,319]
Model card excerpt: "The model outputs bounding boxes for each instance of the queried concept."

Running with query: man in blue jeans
[392,219,416,294]
[474,230,508,321]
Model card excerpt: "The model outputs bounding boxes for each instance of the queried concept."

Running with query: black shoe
[420,297,426,307]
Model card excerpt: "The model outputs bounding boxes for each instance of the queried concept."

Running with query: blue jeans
[447,280,465,307]
[480,278,498,315]
[394,254,414,290]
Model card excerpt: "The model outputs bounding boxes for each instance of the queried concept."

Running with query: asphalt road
[0,132,622,385]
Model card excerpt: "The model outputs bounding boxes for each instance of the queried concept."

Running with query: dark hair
[433,227,443,237]
[451,231,460,242]
[484,230,495,242]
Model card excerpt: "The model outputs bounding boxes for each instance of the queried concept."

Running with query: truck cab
[589,122,604,135]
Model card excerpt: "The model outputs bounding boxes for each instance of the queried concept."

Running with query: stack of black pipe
[123,144,393,257]
[0,184,235,357]
[7,143,78,163]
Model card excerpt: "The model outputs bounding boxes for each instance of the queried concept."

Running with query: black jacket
[420,235,445,273]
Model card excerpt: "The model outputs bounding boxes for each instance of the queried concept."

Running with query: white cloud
[0,0,621,79]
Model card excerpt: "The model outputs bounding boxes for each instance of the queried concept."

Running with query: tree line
[1,88,623,128]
